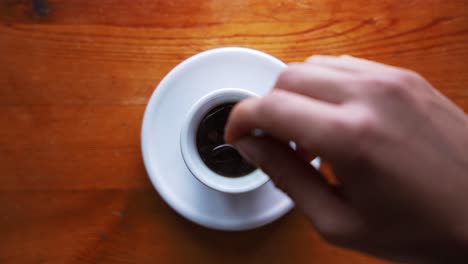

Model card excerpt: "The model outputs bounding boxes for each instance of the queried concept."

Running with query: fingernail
[233,137,260,166]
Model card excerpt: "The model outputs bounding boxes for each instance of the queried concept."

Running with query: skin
[224,55,468,263]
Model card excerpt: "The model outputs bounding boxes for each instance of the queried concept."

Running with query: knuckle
[341,109,380,161]
[298,115,348,151]
[379,78,402,95]
[395,69,420,86]
[364,76,409,99]
[307,55,332,63]
[313,208,364,247]
[276,65,305,88]
[231,99,251,120]
[339,54,353,59]
[315,218,351,246]
[257,91,285,116]
[328,116,352,134]
[350,112,379,139]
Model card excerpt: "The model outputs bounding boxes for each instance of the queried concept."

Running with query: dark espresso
[196,103,257,177]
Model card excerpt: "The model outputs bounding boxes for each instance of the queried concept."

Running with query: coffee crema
[196,102,256,177]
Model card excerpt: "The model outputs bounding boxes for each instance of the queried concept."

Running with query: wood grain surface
[1,0,467,263]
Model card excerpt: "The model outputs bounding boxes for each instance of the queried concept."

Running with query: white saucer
[141,47,315,231]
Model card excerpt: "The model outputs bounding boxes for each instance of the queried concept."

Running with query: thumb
[234,136,361,244]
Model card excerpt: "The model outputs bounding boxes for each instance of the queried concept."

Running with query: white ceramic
[180,88,269,194]
[141,47,319,231]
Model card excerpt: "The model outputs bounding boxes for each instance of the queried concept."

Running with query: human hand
[225,55,468,263]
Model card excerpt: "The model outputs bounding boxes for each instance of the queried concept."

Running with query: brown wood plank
[0,147,149,191]
[0,105,142,150]
[0,190,389,264]
[0,2,466,107]
[1,0,467,263]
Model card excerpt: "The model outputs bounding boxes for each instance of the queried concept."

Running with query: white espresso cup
[180,88,270,193]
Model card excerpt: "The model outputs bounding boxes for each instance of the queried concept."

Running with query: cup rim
[180,88,270,193]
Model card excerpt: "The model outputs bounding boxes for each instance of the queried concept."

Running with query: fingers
[225,90,349,160]
[274,55,409,105]
[306,55,442,101]
[234,136,362,244]
[274,63,356,104]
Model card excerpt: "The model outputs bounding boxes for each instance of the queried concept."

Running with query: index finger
[225,90,351,160]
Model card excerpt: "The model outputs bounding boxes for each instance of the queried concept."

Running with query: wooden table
[1,0,466,263]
